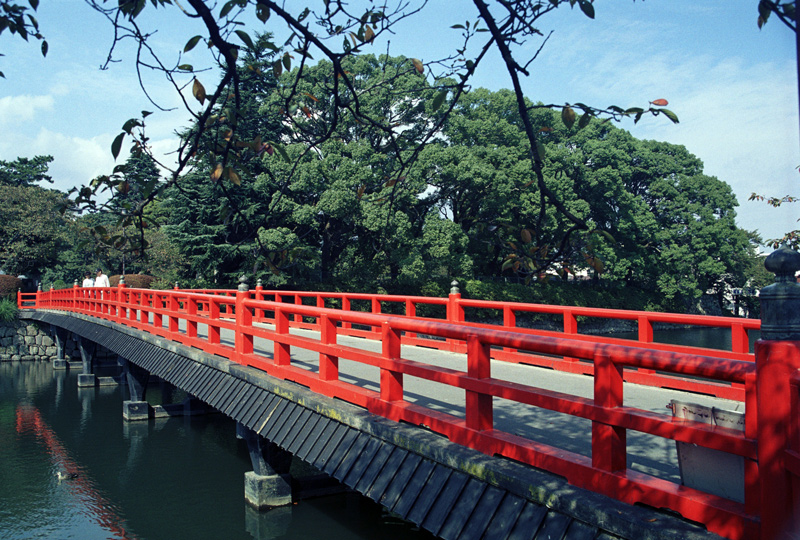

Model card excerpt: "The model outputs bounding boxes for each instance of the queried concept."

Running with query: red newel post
[17,288,21,309]
[117,275,127,322]
[756,246,800,540]
[235,275,253,363]
[73,279,79,310]
[447,280,463,323]
[254,278,264,321]
[446,280,463,352]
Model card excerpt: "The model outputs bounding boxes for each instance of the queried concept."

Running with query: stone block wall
[0,320,78,362]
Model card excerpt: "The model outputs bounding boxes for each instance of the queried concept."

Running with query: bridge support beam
[121,357,150,422]
[50,325,69,370]
[77,337,96,387]
[237,422,293,509]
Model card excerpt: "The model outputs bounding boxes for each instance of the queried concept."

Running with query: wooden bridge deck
[22,309,728,540]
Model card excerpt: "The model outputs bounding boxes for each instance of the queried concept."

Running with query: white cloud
[0,94,55,125]
[0,127,115,193]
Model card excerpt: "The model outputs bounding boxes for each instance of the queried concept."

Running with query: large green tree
[0,183,68,275]
[54,0,684,277]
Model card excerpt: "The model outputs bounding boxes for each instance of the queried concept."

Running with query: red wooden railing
[19,284,800,540]
[180,284,758,401]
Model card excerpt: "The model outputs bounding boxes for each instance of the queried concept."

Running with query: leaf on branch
[431,89,448,111]
[220,0,236,18]
[235,29,255,50]
[272,142,290,162]
[534,139,546,161]
[192,78,206,104]
[184,35,203,53]
[256,3,270,23]
[577,113,591,130]
[111,133,125,160]
[561,105,576,128]
[226,167,241,186]
[211,163,223,181]
[411,58,424,75]
[520,228,533,244]
[650,98,668,106]
[660,108,680,124]
[578,0,595,19]
[364,24,375,43]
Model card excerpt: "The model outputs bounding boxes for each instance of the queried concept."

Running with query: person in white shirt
[94,269,110,288]
[81,272,94,287]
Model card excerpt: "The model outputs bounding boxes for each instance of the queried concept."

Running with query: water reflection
[0,362,433,540]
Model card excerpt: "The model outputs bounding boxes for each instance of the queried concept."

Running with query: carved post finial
[238,274,249,293]
[450,280,460,295]
[759,246,800,340]
[119,275,126,285]
[257,278,263,288]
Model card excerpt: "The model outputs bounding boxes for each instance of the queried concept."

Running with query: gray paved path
[189,319,744,485]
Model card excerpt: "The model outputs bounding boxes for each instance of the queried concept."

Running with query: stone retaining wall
[0,319,79,362]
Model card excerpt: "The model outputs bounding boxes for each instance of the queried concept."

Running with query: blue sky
[0,0,797,244]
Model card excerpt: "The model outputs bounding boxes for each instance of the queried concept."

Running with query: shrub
[0,297,17,322]
[110,274,156,289]
[0,275,23,298]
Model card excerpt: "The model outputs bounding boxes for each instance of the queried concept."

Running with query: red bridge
[17,273,800,540]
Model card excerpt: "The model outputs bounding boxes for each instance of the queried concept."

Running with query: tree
[57,0,679,279]
[0,155,53,186]
[0,183,68,275]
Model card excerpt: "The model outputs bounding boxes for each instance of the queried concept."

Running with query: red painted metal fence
[19,284,800,540]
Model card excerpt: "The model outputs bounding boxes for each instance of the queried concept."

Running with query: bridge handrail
[23,284,757,401]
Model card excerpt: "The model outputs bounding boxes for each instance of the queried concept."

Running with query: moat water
[0,326,755,539]
[0,361,434,540]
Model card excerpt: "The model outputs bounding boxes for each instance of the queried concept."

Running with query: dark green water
[0,361,433,540]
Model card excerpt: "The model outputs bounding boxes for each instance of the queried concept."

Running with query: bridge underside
[22,310,722,540]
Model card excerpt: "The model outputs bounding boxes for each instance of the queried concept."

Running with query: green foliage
[0,275,21,297]
[0,155,53,186]
[0,296,17,322]
[0,182,69,276]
